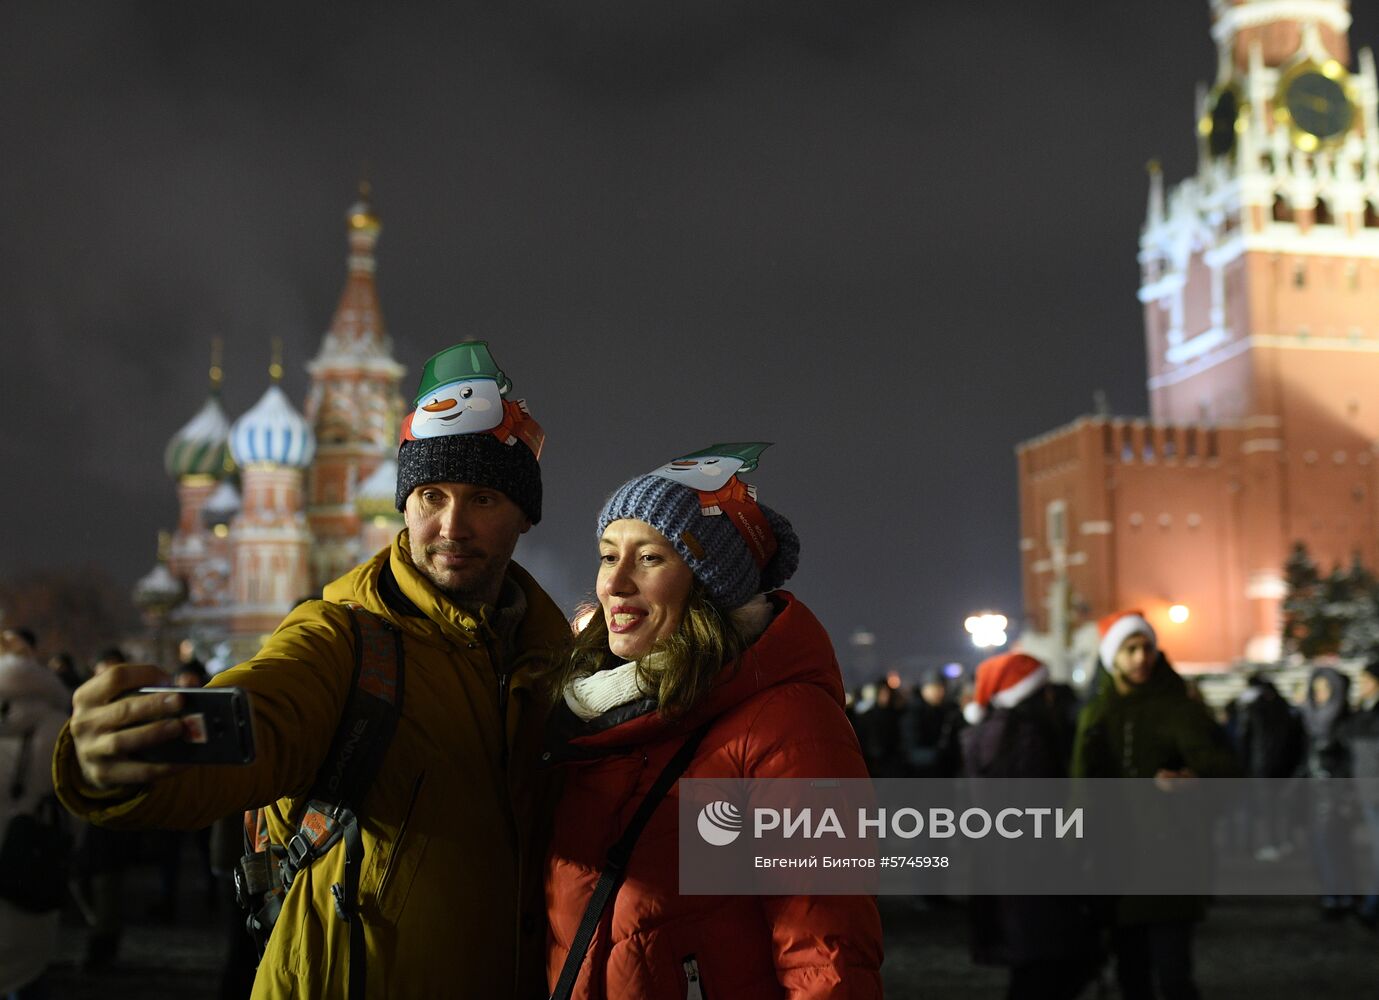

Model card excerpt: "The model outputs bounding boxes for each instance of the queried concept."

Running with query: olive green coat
[1072,653,1240,926]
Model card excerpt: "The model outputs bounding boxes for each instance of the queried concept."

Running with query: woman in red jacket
[543,444,884,999]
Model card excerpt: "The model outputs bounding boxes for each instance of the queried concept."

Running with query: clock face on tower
[1277,61,1354,151]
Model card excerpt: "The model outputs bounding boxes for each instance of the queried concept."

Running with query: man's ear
[519,518,533,535]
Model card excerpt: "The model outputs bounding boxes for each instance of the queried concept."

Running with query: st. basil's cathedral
[138,185,407,661]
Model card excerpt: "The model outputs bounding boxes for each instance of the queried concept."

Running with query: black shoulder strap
[549,722,712,1000]
[307,606,405,807]
[293,606,404,1000]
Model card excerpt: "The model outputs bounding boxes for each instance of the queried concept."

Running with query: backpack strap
[235,604,404,1000]
[549,722,712,1000]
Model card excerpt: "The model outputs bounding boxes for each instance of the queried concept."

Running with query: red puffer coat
[545,592,884,999]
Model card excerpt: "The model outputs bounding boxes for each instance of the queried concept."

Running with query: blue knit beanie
[596,452,800,610]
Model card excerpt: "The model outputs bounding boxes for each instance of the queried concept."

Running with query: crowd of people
[1,339,1377,999]
[846,619,1379,1000]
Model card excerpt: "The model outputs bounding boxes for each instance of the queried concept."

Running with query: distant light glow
[965,611,1009,649]
[886,671,901,689]
[942,662,963,679]
[1168,604,1190,624]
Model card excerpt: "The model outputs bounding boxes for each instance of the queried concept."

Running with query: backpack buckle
[284,832,315,871]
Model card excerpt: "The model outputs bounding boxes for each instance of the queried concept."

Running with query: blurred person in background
[901,668,965,779]
[1301,666,1355,919]
[1339,662,1379,928]
[963,652,1101,1000]
[0,626,70,998]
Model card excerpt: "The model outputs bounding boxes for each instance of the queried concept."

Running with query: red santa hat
[1098,610,1156,673]
[963,652,1049,725]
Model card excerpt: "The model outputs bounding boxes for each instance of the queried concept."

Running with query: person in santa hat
[960,653,1101,999]
[1072,610,1239,1000]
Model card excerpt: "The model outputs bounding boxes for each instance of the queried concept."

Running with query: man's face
[405,482,531,605]
[921,682,947,706]
[1358,672,1379,702]
[1113,633,1154,688]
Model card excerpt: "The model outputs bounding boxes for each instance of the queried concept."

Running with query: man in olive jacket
[1072,611,1239,1000]
[53,342,570,998]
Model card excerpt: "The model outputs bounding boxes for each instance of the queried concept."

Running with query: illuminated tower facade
[303,183,407,587]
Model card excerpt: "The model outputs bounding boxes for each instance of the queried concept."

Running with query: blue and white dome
[229,385,316,468]
[165,394,231,480]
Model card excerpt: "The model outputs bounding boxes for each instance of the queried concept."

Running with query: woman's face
[597,518,695,661]
[1312,675,1332,704]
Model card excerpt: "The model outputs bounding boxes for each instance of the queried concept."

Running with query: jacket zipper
[374,770,425,902]
[682,956,704,1000]
[470,634,510,769]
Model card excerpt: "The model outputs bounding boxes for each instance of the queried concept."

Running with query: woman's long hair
[550,581,753,718]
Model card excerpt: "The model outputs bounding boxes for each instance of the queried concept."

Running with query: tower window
[1314,199,1334,226]
[1046,501,1067,548]
[1366,202,1379,229]
[1273,195,1293,223]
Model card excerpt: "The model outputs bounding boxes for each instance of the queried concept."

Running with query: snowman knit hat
[394,341,543,522]
[1098,610,1156,673]
[597,442,800,610]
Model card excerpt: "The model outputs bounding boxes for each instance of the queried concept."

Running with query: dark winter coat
[1299,666,1351,778]
[1236,681,1303,779]
[899,698,965,778]
[544,592,883,999]
[961,695,1099,971]
[1072,653,1238,781]
[1338,698,1379,804]
[853,702,903,777]
[1071,652,1239,927]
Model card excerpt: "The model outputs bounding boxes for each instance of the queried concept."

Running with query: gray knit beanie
[597,447,800,609]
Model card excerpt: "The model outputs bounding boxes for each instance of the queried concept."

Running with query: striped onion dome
[164,393,231,480]
[354,458,400,518]
[229,384,316,468]
[201,478,242,529]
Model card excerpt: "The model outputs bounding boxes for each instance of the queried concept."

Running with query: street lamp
[965,612,1008,649]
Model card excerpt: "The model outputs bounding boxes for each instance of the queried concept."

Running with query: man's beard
[411,538,507,605]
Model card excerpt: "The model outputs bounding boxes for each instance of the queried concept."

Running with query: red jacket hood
[554,591,846,754]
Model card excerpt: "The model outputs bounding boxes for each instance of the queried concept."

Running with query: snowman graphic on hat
[651,442,771,515]
[400,340,543,457]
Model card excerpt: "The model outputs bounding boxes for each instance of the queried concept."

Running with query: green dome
[165,393,231,480]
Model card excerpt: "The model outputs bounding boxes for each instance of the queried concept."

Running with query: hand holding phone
[133,687,256,765]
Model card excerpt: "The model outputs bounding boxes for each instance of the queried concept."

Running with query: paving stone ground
[40,857,1379,998]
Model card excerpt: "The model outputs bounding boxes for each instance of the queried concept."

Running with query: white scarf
[563,595,774,721]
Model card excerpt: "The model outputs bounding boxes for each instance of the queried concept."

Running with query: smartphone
[134,686,256,765]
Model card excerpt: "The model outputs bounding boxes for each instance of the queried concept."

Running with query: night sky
[6,2,1379,677]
